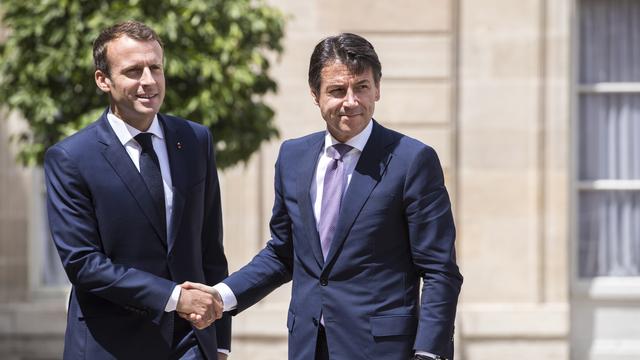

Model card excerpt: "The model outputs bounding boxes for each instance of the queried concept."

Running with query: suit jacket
[224,120,462,360]
[45,110,231,360]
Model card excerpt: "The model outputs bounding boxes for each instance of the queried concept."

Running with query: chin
[340,119,363,130]
[135,106,159,115]
[337,122,355,132]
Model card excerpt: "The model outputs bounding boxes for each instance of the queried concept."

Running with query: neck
[110,107,154,131]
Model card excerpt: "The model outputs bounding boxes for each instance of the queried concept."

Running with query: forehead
[320,62,374,85]
[106,36,163,67]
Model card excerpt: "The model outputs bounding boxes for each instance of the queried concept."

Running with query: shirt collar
[106,109,164,146]
[324,119,373,155]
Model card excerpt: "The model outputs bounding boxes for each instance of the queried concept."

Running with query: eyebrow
[120,62,162,72]
[120,64,142,72]
[324,82,345,90]
[326,77,371,86]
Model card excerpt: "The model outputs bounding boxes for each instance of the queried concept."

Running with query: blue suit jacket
[44,111,231,359]
[224,121,462,359]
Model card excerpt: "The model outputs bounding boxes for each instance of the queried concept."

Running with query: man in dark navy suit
[45,21,229,359]
[185,33,463,360]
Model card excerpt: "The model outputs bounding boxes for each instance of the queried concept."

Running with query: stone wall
[0,0,575,358]
[221,0,572,358]
[457,0,571,358]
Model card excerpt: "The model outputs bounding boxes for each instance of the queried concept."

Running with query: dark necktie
[318,143,353,259]
[135,133,166,232]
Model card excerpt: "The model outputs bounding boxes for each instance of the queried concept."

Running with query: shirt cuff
[415,351,439,358]
[164,285,182,312]
[213,283,237,312]
[217,349,230,355]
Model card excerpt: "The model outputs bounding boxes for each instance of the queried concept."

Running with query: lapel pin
[176,141,182,150]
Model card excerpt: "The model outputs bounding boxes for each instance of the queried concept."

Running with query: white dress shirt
[310,120,372,226]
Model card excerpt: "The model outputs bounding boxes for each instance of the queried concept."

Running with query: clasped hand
[175,281,223,330]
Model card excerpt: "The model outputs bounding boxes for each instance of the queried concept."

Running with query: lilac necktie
[318,143,353,259]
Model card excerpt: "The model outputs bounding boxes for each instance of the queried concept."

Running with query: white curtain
[580,0,640,83]
[580,191,640,277]
[578,0,640,277]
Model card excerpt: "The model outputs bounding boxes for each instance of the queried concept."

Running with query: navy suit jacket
[224,121,462,359]
[45,111,231,359]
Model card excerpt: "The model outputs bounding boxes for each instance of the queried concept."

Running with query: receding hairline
[104,34,164,51]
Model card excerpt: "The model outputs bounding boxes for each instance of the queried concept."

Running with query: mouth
[340,113,362,118]
[136,94,158,100]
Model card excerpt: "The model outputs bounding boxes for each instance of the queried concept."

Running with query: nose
[140,67,155,85]
[344,87,358,107]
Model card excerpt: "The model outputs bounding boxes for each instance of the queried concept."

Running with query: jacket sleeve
[223,142,294,313]
[404,146,463,358]
[199,129,232,350]
[44,144,176,325]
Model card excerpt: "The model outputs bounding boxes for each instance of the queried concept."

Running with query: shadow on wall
[0,109,34,303]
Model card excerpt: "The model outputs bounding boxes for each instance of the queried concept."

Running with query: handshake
[175,281,223,330]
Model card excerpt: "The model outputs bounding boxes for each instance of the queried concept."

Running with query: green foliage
[0,0,285,168]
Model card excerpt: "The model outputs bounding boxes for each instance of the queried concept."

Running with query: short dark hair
[93,20,163,76]
[308,33,382,95]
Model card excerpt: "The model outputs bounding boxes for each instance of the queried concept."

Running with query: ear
[374,81,381,101]
[95,70,112,93]
[310,88,319,106]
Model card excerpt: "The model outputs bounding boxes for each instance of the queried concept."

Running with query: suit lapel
[296,134,325,268]
[323,121,394,267]
[159,114,189,254]
[97,112,168,247]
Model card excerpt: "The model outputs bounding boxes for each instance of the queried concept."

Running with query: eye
[329,88,345,96]
[125,68,143,77]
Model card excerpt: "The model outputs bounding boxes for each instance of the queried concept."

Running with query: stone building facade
[2,0,639,359]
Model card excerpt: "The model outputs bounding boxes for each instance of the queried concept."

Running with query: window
[577,0,640,277]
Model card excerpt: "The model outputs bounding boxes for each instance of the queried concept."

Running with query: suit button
[312,317,318,326]
[320,278,328,286]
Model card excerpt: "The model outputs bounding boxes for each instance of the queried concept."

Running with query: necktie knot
[135,133,154,152]
[327,143,353,161]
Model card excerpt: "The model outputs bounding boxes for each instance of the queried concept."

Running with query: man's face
[95,35,165,130]
[312,62,380,143]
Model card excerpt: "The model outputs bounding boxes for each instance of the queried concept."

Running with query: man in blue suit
[45,21,229,359]
[187,33,463,359]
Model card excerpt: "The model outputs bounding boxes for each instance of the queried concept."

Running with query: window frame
[571,0,640,300]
